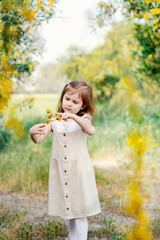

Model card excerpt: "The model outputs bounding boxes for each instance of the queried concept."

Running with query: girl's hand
[55,112,74,121]
[29,123,46,135]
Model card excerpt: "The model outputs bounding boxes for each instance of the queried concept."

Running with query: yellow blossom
[145,137,151,141]
[28,65,32,73]
[146,146,149,150]
[1,55,9,64]
[155,24,159,29]
[145,0,154,4]
[0,22,4,32]
[153,18,158,25]
[32,148,36,152]
[151,142,156,147]
[137,12,143,18]
[56,115,61,121]
[132,24,138,29]
[112,222,115,225]
[151,163,154,166]
[124,196,128,199]
[118,192,122,196]
[121,131,125,135]
[108,195,112,198]
[144,13,151,19]
[13,70,18,76]
[114,190,117,193]
[148,125,152,129]
[13,51,20,58]
[150,8,160,15]
[103,131,108,135]
[98,2,106,8]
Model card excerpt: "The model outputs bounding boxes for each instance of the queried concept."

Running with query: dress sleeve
[49,121,55,132]
[82,114,92,121]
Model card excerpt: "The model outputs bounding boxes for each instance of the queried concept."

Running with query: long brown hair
[57,80,95,116]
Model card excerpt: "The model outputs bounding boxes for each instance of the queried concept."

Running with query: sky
[39,0,107,64]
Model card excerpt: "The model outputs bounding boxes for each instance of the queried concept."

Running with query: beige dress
[48,114,101,219]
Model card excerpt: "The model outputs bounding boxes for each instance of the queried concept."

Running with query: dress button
[64,145,67,148]
[67,208,69,210]
[64,157,67,160]
[66,195,68,198]
[64,170,67,173]
[64,133,66,136]
[65,182,67,185]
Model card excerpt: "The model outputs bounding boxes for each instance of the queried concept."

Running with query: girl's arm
[29,123,52,144]
[55,112,95,136]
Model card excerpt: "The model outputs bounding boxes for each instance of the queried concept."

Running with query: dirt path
[1,157,160,239]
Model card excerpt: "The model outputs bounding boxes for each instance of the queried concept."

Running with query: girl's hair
[57,80,95,116]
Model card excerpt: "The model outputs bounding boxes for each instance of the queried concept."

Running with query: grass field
[0,93,160,239]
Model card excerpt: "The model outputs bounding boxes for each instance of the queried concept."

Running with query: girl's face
[62,90,83,114]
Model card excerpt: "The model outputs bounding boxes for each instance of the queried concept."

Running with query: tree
[0,0,56,111]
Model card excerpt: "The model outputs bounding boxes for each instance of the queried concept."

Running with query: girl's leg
[69,217,88,240]
[69,219,77,240]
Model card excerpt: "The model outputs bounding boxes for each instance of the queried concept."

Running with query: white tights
[69,217,88,240]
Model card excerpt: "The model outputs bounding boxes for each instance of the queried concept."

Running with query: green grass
[0,202,126,240]
[0,93,159,196]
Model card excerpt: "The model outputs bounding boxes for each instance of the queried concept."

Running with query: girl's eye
[66,97,69,100]
[73,101,77,104]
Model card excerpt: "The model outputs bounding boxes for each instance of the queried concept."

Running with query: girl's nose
[68,101,72,106]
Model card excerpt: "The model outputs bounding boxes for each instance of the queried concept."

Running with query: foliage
[94,0,160,83]
[0,0,56,111]
[58,22,139,103]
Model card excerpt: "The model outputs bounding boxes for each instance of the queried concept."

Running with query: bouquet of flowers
[35,109,61,152]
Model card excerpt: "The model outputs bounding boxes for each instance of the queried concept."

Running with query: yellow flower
[132,24,138,29]
[150,8,160,15]
[112,222,115,225]
[28,65,32,73]
[13,51,20,58]
[121,131,125,135]
[32,148,36,152]
[148,125,152,129]
[23,8,36,22]
[146,182,149,185]
[37,0,42,9]
[145,137,151,141]
[153,18,158,25]
[0,22,4,32]
[144,13,151,19]
[13,70,18,76]
[151,163,154,166]
[145,0,154,4]
[46,119,51,124]
[98,2,106,8]
[151,142,156,147]
[114,190,117,193]
[108,195,112,198]
[124,196,128,199]
[118,192,122,196]
[9,26,13,32]
[137,12,143,18]
[1,55,9,64]
[146,146,149,150]
[155,24,159,29]
[103,131,108,135]
[56,115,61,121]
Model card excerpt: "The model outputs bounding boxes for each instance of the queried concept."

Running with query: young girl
[29,80,101,240]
